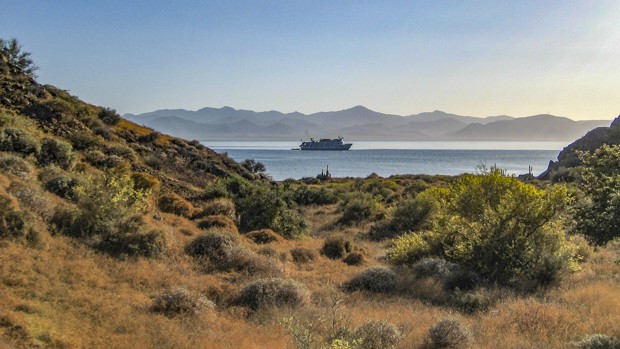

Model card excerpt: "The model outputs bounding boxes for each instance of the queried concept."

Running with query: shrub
[573,334,620,349]
[223,176,307,238]
[7,181,52,218]
[106,144,136,161]
[158,193,194,218]
[236,278,308,310]
[213,245,280,275]
[38,138,74,169]
[0,194,35,241]
[197,215,238,234]
[85,150,124,169]
[425,318,471,348]
[354,320,403,349]
[0,154,32,178]
[130,172,160,191]
[346,266,397,293]
[338,192,384,225]
[448,291,490,314]
[97,230,167,257]
[292,186,338,205]
[193,197,236,221]
[371,192,438,240]
[185,231,238,259]
[290,247,317,263]
[43,175,80,199]
[69,131,100,150]
[98,107,121,125]
[321,236,352,259]
[390,169,579,288]
[0,128,40,155]
[150,288,213,317]
[246,229,284,244]
[343,252,366,266]
[574,145,620,245]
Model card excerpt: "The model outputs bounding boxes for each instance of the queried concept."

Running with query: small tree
[574,145,620,245]
[0,38,37,78]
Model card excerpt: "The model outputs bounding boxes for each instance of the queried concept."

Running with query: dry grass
[1,182,618,348]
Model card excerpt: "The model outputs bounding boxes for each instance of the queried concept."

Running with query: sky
[1,1,619,120]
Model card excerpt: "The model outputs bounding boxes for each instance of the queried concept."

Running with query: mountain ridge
[124,106,612,141]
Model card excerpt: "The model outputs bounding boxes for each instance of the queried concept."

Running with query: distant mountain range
[124,106,611,142]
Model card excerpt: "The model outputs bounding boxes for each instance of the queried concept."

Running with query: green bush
[38,138,74,169]
[371,192,438,240]
[69,131,100,150]
[236,278,309,310]
[85,150,124,169]
[338,192,384,225]
[246,229,283,244]
[0,154,32,178]
[158,193,194,218]
[353,320,403,349]
[574,145,620,245]
[321,236,352,259]
[290,247,317,263]
[106,144,136,161]
[43,175,80,199]
[98,107,120,125]
[150,288,214,317]
[346,266,397,293]
[223,176,306,238]
[425,318,471,349]
[0,127,40,155]
[389,169,579,288]
[292,186,338,205]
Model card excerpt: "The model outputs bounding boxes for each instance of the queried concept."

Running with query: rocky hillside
[539,115,620,180]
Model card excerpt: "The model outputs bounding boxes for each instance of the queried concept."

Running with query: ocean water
[202,141,565,181]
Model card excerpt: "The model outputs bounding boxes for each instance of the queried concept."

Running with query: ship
[299,137,352,150]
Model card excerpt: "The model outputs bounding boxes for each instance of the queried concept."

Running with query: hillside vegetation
[1,39,619,349]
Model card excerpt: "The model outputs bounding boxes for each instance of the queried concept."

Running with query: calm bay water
[202,141,564,181]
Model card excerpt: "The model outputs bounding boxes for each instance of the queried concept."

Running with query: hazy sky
[1,1,619,120]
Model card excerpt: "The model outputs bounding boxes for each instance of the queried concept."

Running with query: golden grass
[1,194,618,348]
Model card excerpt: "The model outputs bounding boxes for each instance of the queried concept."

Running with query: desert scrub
[353,320,403,349]
[69,131,100,150]
[338,192,384,225]
[321,236,352,259]
[290,247,317,263]
[43,174,81,199]
[150,288,214,317]
[425,318,471,349]
[246,229,284,244]
[0,127,40,155]
[130,172,160,191]
[346,266,397,293]
[185,230,238,259]
[292,185,338,205]
[343,252,366,266]
[158,192,194,217]
[573,334,620,349]
[370,192,438,240]
[193,197,236,221]
[0,154,32,178]
[0,194,37,243]
[236,278,309,310]
[37,137,74,169]
[197,215,238,234]
[390,168,579,289]
[106,144,136,161]
[97,229,167,257]
[98,107,120,125]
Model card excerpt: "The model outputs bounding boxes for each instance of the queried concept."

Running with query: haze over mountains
[124,106,610,142]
